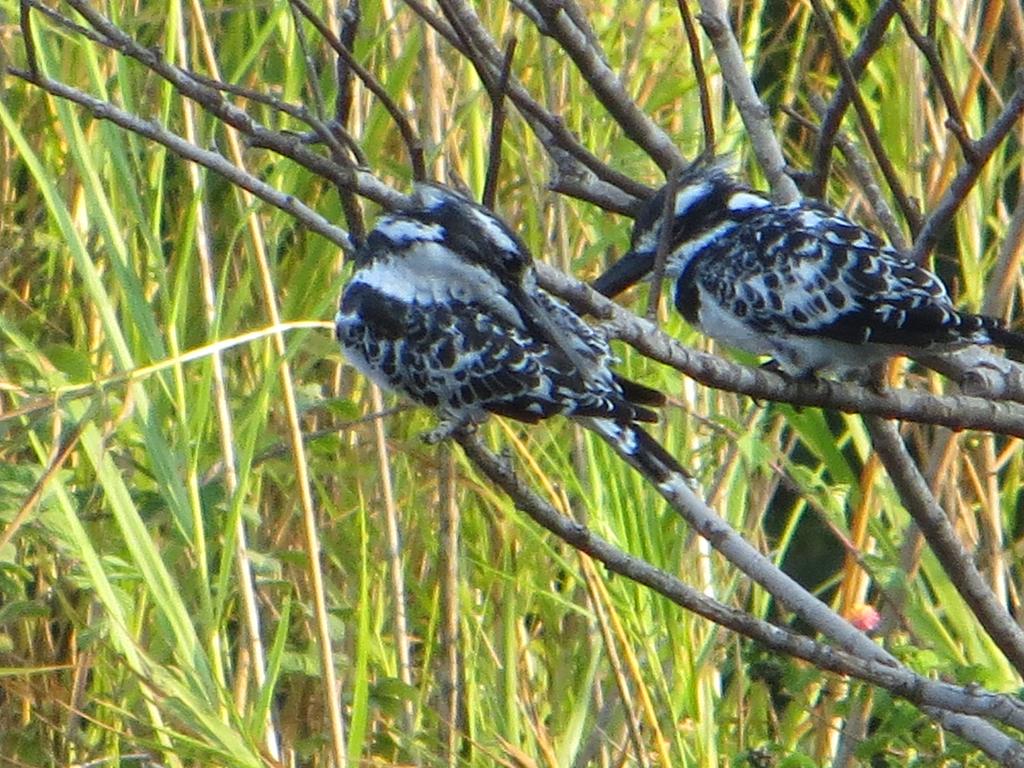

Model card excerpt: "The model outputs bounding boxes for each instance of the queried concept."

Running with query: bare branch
[335,0,360,128]
[9,66,358,253]
[806,93,909,251]
[546,151,642,214]
[20,0,38,74]
[481,37,517,210]
[866,416,1024,677]
[425,0,654,200]
[808,0,922,235]
[695,0,800,203]
[911,80,1024,262]
[675,0,715,156]
[518,0,685,174]
[58,0,402,209]
[808,0,897,198]
[332,0,366,243]
[538,263,1024,436]
[183,68,364,165]
[890,0,975,158]
[288,0,427,180]
[456,432,1024,755]
[645,174,683,320]
[22,0,106,51]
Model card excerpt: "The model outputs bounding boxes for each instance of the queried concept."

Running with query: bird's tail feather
[985,321,1024,353]
[613,373,667,407]
[584,418,692,489]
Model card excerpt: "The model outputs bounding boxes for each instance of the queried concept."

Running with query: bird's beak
[591,247,656,299]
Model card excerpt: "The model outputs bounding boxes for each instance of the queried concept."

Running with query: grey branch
[456,432,1024,761]
[61,0,401,209]
[911,79,1024,262]
[867,416,1024,676]
[518,0,684,174]
[426,0,653,200]
[8,66,357,254]
[696,0,799,203]
[536,263,1024,436]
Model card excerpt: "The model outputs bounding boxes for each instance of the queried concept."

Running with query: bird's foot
[421,414,483,444]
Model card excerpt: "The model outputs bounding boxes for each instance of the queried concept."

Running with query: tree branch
[537,263,1024,436]
[9,66,358,253]
[518,0,685,174]
[911,79,1024,262]
[288,0,427,180]
[808,0,897,198]
[695,0,800,203]
[456,432,1024,758]
[425,0,654,200]
[675,0,715,156]
[58,0,403,209]
[481,37,517,209]
[866,416,1024,677]
[808,0,922,235]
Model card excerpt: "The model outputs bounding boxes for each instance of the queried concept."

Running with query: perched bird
[593,163,1024,380]
[336,183,687,483]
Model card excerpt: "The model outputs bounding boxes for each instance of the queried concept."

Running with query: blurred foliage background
[0,1,1022,766]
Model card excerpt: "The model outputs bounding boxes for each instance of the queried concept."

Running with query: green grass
[1,1,1022,766]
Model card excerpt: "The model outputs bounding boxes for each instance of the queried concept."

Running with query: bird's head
[592,161,750,298]
[406,183,534,282]
[352,183,534,282]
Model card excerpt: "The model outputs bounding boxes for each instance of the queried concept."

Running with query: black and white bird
[593,163,1024,379]
[336,184,688,484]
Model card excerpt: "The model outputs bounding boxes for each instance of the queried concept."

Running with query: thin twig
[23,0,105,49]
[8,67,359,251]
[0,411,86,552]
[182,68,363,163]
[481,37,517,210]
[57,1,404,208]
[675,0,715,156]
[437,445,465,763]
[644,173,683,321]
[808,0,897,198]
[890,0,975,161]
[289,0,328,121]
[335,0,360,128]
[369,385,417,741]
[20,0,38,74]
[401,0,466,54]
[427,0,654,200]
[519,0,685,174]
[288,0,427,180]
[331,0,366,244]
[808,0,922,233]
[911,79,1024,262]
[806,94,909,251]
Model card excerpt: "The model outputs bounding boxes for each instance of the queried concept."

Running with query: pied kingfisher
[336,183,687,483]
[593,163,1024,380]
